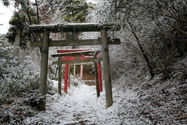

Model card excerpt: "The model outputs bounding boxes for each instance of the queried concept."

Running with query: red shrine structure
[57,50,103,93]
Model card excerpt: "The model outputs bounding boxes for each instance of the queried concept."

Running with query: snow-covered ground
[1,74,187,125]
[22,74,187,125]
[23,79,142,125]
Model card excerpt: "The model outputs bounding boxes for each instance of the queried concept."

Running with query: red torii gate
[57,50,103,93]
[52,50,102,97]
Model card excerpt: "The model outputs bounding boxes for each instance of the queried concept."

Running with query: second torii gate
[55,49,103,94]
[52,50,102,97]
[15,23,120,110]
[52,50,103,97]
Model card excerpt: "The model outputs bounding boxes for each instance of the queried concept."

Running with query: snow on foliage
[0,46,41,100]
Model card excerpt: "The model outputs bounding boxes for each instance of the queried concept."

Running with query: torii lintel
[28,23,119,33]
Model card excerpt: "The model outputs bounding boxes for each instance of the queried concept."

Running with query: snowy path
[23,80,149,125]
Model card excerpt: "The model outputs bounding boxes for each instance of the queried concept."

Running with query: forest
[0,0,187,124]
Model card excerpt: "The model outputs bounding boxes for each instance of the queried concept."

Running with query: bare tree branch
[167,23,187,36]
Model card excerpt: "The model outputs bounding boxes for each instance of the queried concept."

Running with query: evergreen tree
[62,0,91,22]
[49,0,94,23]
[2,0,40,45]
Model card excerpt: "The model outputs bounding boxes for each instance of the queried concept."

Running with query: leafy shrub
[0,72,40,101]
[0,46,42,106]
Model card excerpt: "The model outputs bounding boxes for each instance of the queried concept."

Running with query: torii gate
[53,49,103,94]
[52,50,103,97]
[14,23,120,110]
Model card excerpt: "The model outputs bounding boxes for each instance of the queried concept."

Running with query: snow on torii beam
[52,54,101,64]
[51,50,100,57]
[29,23,115,33]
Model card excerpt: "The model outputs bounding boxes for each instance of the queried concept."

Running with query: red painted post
[98,62,103,92]
[68,64,70,88]
[64,58,69,93]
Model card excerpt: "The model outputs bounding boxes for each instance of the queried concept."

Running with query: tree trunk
[26,1,32,25]
[35,0,40,24]
[131,29,155,78]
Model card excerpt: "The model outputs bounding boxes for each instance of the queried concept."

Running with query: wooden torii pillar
[101,29,113,107]
[39,31,49,109]
[15,23,120,110]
